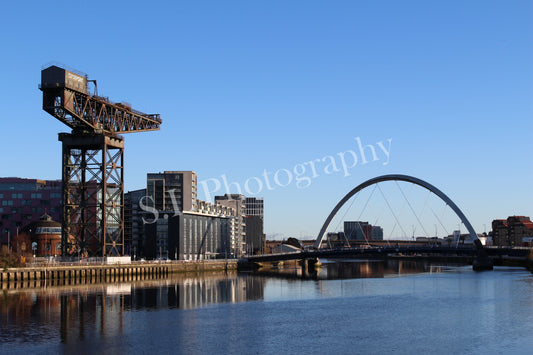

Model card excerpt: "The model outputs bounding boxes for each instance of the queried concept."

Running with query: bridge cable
[395,181,430,238]
[335,184,377,247]
[372,182,397,246]
[377,183,408,238]
[356,184,379,246]
[332,189,360,233]
[428,202,450,237]
[421,189,437,245]
[384,182,412,239]
[370,181,396,225]
[330,189,363,247]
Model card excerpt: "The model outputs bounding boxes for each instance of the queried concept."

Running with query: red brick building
[0,178,62,247]
[492,216,533,246]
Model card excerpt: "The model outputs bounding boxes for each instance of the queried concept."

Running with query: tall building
[245,197,264,217]
[0,178,62,246]
[126,172,265,259]
[214,195,265,255]
[140,172,240,260]
[146,171,197,212]
[124,188,146,258]
[244,197,264,254]
[215,194,246,256]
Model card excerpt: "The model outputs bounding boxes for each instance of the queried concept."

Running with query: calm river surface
[2,260,533,354]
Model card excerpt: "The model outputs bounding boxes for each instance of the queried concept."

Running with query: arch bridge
[246,174,495,271]
[314,174,483,250]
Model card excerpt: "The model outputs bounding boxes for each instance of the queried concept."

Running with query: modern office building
[125,172,265,259]
[144,203,237,260]
[344,221,384,241]
[245,197,264,217]
[215,194,246,255]
[344,221,372,241]
[244,197,264,254]
[372,226,384,240]
[0,178,62,247]
[124,188,146,258]
[245,216,264,254]
[139,172,241,260]
[215,195,265,255]
[146,171,197,212]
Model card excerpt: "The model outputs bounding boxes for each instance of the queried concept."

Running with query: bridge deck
[245,246,531,263]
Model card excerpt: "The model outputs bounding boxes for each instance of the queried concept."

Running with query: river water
[2,260,533,354]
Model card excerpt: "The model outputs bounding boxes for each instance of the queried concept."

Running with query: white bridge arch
[314,174,481,249]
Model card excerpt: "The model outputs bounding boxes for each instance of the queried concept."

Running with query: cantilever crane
[40,65,162,257]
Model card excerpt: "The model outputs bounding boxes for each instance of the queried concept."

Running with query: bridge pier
[307,258,322,270]
[300,259,308,269]
[472,255,493,271]
[472,240,493,271]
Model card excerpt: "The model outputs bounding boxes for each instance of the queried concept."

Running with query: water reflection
[253,259,450,280]
[0,260,457,348]
[1,272,266,346]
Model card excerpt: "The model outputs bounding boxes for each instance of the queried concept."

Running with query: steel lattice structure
[43,88,161,134]
[40,65,161,257]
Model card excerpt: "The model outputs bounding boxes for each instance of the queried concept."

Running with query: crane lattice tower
[40,65,161,257]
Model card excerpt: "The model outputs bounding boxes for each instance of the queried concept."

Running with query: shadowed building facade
[0,178,62,247]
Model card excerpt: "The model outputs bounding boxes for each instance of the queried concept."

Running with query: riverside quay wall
[0,260,237,287]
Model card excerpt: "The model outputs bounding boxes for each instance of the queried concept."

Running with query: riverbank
[0,260,237,288]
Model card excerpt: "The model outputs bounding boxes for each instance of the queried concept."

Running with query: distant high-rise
[245,197,264,217]
[344,221,383,241]
[344,221,372,241]
[244,197,264,254]
[372,226,383,240]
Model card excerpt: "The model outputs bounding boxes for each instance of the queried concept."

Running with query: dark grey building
[145,211,234,260]
[344,221,372,241]
[124,188,146,258]
[245,216,264,254]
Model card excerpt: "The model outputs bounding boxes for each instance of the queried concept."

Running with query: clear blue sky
[1,0,532,239]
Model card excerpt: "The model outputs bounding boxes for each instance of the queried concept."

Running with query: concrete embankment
[1,260,237,289]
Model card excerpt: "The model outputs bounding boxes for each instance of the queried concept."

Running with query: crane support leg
[59,133,124,257]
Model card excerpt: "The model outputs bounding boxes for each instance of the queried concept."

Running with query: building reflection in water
[321,259,444,279]
[252,259,446,280]
[0,272,266,345]
[1,260,449,347]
